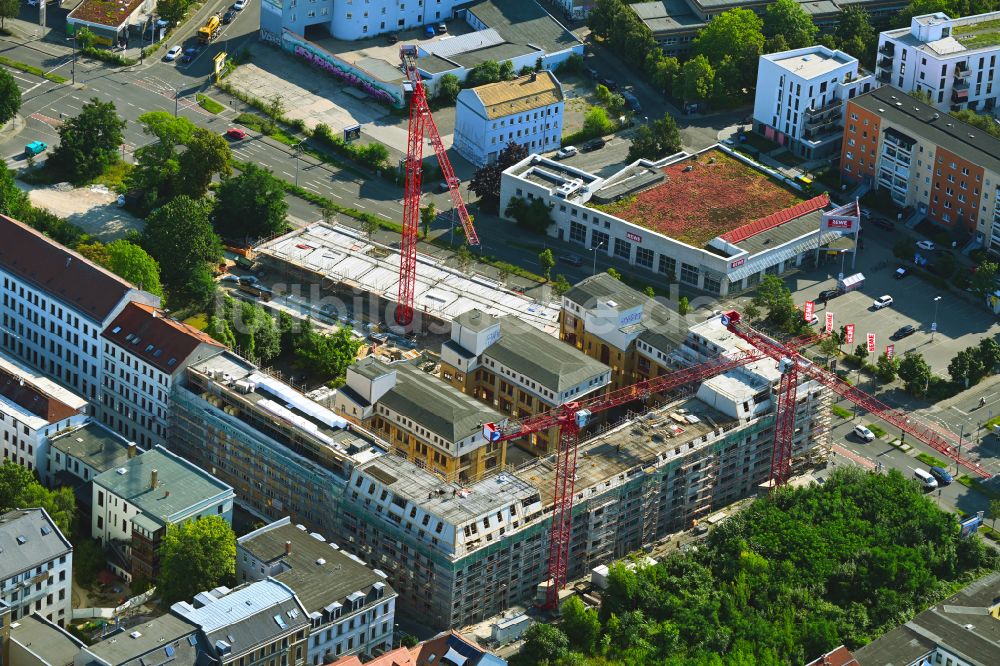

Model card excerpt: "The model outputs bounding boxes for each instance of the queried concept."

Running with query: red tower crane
[396,46,479,327]
[487,311,991,610]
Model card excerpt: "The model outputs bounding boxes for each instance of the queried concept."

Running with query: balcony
[879,56,894,69]
[879,42,895,55]
[952,88,969,102]
[954,79,970,91]
[955,61,970,78]
[877,70,891,83]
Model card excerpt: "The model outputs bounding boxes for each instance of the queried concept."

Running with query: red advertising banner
[867,333,876,353]
[845,324,855,344]
[803,300,814,322]
[886,344,895,360]
[825,312,834,333]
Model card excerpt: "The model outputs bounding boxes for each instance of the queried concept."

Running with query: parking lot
[784,223,1000,376]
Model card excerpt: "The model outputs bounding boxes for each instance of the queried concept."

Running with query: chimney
[285,541,292,556]
[530,71,537,82]
[150,469,158,489]
[127,443,137,459]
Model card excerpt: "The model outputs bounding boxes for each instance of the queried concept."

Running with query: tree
[898,352,932,395]
[539,248,555,281]
[977,338,1000,374]
[214,164,289,240]
[694,9,764,92]
[607,268,622,280]
[142,196,222,292]
[990,498,1000,530]
[420,203,437,239]
[0,0,19,30]
[505,197,554,234]
[677,55,715,102]
[293,326,363,381]
[949,348,985,387]
[469,141,529,210]
[678,296,690,315]
[763,0,818,50]
[356,142,390,171]
[154,0,190,27]
[835,6,876,66]
[436,74,462,105]
[106,240,163,297]
[0,461,36,513]
[644,286,656,297]
[819,335,841,359]
[875,353,901,383]
[466,60,503,87]
[897,0,951,26]
[0,68,21,126]
[0,167,28,218]
[583,106,615,137]
[552,274,571,297]
[950,109,1000,139]
[230,300,281,362]
[498,60,515,81]
[646,52,680,95]
[970,261,998,298]
[561,596,600,654]
[178,127,232,198]
[628,113,682,161]
[521,624,569,664]
[751,275,796,326]
[157,516,236,605]
[455,244,473,273]
[49,98,126,183]
[0,462,75,534]
[742,302,760,321]
[361,216,378,242]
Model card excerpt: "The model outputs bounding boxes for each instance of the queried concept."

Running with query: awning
[727,231,841,282]
[442,647,468,666]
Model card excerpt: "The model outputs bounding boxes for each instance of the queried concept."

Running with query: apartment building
[335,357,506,482]
[237,517,396,663]
[438,309,611,455]
[839,86,1000,244]
[46,421,135,489]
[169,352,387,538]
[0,215,159,403]
[8,613,87,666]
[91,445,234,582]
[0,509,73,626]
[753,46,875,159]
[561,273,685,390]
[875,12,1000,113]
[100,302,224,450]
[0,353,88,479]
[454,71,564,167]
[82,613,206,666]
[1,601,9,666]
[170,580,310,666]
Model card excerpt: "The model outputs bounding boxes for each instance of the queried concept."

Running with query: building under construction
[338,318,832,629]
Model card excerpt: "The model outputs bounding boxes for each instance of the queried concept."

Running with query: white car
[555,146,577,159]
[164,45,182,61]
[916,240,935,251]
[853,425,876,442]
[233,0,249,9]
[872,295,894,310]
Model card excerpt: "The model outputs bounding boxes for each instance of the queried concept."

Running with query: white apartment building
[454,70,564,167]
[0,215,159,404]
[0,353,88,479]
[753,45,875,159]
[264,0,462,41]
[92,445,234,581]
[876,12,1000,114]
[100,302,223,450]
[237,517,396,663]
[46,422,136,489]
[0,508,73,626]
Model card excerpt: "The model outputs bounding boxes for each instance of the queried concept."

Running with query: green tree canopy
[106,240,164,297]
[466,60,503,87]
[157,516,236,605]
[49,98,126,183]
[469,141,529,210]
[0,67,21,126]
[178,127,233,198]
[834,6,876,66]
[950,109,1000,139]
[583,106,615,137]
[0,0,20,30]
[694,9,764,91]
[0,166,29,218]
[538,248,555,280]
[214,164,289,241]
[0,461,76,534]
[505,197,554,235]
[763,0,818,50]
[898,352,932,395]
[751,275,797,327]
[677,55,715,102]
[292,322,363,382]
[435,74,462,105]
[142,196,223,295]
[627,113,682,161]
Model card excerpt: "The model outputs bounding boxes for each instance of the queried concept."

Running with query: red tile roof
[326,648,415,666]
[0,365,81,423]
[719,194,830,244]
[805,645,860,666]
[0,214,136,322]
[101,302,223,374]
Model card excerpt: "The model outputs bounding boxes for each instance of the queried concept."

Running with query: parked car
[929,466,954,485]
[891,324,917,340]
[806,313,819,326]
[238,275,259,286]
[225,128,247,140]
[872,295,894,310]
[853,425,876,442]
[581,138,606,152]
[870,216,894,230]
[222,9,237,23]
[24,141,47,157]
[181,47,198,64]
[219,274,240,283]
[622,92,642,112]
[917,240,936,251]
[586,68,599,79]
[818,288,842,302]
[437,179,460,193]
[436,22,447,33]
[555,146,577,159]
[232,0,249,10]
[860,207,873,219]
[599,78,618,91]
[558,253,583,267]
[424,25,436,37]
[164,45,182,61]
[894,266,908,279]
[386,33,400,44]
[913,468,938,490]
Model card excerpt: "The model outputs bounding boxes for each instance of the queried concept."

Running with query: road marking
[355,202,366,209]
[282,171,293,178]
[832,444,876,470]
[329,193,342,199]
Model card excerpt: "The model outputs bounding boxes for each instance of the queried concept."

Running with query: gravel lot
[18,181,144,241]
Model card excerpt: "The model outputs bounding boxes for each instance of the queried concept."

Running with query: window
[613,238,631,260]
[635,247,653,268]
[680,263,699,286]
[569,221,586,243]
[658,255,676,277]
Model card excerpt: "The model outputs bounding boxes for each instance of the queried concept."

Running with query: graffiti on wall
[260,29,281,46]
[283,33,403,107]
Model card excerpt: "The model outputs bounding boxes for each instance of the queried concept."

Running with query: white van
[913,468,938,490]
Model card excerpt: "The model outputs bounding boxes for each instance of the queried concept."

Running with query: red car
[225,128,247,140]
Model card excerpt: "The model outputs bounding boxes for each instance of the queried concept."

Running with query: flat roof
[10,615,85,665]
[93,446,232,525]
[358,455,541,526]
[49,421,134,474]
[255,224,559,334]
[587,150,805,247]
[630,0,704,34]
[850,86,1000,176]
[87,614,202,666]
[466,0,581,56]
[237,518,394,614]
[769,49,855,79]
[68,0,145,29]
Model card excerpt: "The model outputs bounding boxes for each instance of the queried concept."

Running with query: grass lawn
[184,313,210,331]
[867,424,886,439]
[741,131,778,154]
[197,94,225,114]
[831,404,852,419]
[916,452,949,468]
[954,18,1000,49]
[588,149,804,246]
[0,55,68,83]
[20,160,132,193]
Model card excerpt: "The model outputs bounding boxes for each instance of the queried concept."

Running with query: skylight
[112,326,121,334]
[273,614,287,629]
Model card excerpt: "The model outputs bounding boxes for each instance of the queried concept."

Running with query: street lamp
[931,295,942,341]
[294,140,305,187]
[65,34,77,86]
[591,239,607,276]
